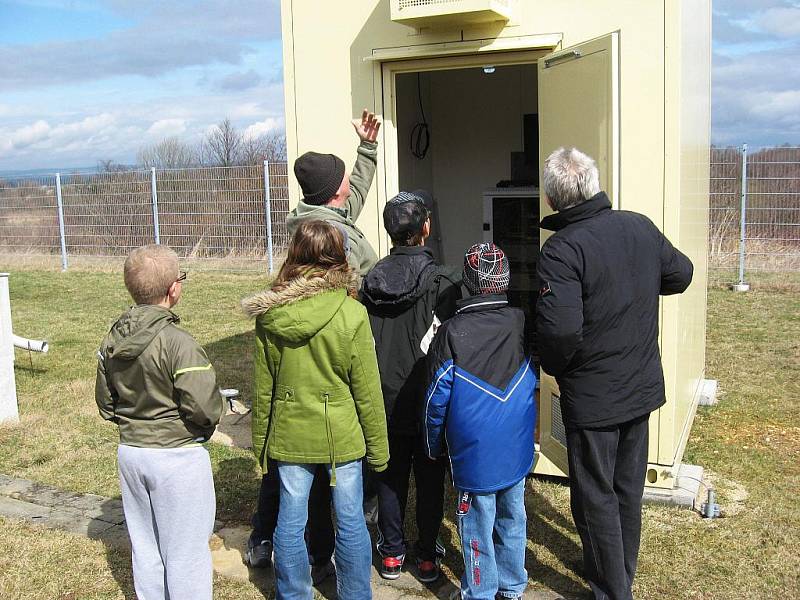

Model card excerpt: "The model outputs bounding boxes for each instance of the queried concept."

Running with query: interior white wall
[397,64,537,266]
[397,72,434,198]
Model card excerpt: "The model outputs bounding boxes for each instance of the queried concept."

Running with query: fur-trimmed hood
[241,270,358,343]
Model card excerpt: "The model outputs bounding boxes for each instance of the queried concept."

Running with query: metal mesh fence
[1,149,797,274]
[710,146,800,274]
[0,175,61,255]
[0,162,292,271]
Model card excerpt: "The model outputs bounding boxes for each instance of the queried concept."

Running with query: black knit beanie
[294,151,346,206]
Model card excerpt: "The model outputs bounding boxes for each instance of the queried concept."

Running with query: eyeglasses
[176,270,187,283]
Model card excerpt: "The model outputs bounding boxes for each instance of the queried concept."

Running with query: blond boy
[95,244,223,600]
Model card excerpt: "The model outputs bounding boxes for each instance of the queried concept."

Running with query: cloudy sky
[0,0,798,171]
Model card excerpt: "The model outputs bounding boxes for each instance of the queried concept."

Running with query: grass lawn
[0,265,798,599]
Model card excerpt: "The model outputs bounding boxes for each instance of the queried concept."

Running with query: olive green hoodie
[95,304,224,448]
[285,140,379,276]
[242,270,389,484]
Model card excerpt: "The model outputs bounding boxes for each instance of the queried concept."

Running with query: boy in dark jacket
[425,243,537,600]
[361,191,461,582]
[96,244,224,600]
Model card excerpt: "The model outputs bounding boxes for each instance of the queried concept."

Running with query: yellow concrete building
[279,0,711,491]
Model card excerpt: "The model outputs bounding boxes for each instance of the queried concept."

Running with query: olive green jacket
[242,270,389,483]
[95,305,224,448]
[285,140,379,276]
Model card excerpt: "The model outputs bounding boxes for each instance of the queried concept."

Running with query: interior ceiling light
[483,65,496,74]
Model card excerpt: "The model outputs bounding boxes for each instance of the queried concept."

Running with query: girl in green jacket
[243,219,388,599]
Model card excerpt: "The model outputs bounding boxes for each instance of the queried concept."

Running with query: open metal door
[535,32,620,476]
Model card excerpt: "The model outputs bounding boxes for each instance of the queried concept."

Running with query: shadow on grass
[86,499,136,600]
[206,330,255,409]
[525,479,587,597]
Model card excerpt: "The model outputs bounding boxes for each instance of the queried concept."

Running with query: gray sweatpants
[118,444,216,600]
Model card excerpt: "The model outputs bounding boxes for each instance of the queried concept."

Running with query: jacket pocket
[268,385,294,451]
[323,388,365,460]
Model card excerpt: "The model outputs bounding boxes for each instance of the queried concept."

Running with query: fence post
[151,167,161,244]
[734,144,749,292]
[55,173,68,271]
[263,160,274,274]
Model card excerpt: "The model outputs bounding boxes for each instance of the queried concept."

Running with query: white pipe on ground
[13,335,48,353]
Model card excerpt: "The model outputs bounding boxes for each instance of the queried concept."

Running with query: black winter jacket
[361,246,461,435]
[535,192,693,428]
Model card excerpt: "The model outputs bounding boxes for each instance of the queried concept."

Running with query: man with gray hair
[536,147,693,600]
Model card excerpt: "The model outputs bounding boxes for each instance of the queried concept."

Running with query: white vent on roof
[391,0,514,28]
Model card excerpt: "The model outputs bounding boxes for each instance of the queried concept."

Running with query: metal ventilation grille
[551,392,567,447]
[398,0,509,8]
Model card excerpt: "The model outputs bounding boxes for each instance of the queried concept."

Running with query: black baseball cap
[383,191,430,242]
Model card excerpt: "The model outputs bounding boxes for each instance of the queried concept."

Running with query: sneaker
[244,539,272,569]
[380,554,405,580]
[311,560,335,586]
[415,556,440,583]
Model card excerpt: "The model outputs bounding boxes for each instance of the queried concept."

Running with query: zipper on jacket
[323,393,337,486]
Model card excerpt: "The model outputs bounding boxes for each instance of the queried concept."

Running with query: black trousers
[376,433,446,560]
[566,413,650,600]
[250,459,335,565]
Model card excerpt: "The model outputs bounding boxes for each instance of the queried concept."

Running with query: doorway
[394,63,541,366]
[380,36,619,477]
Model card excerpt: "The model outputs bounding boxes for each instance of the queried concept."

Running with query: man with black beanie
[286,109,381,275]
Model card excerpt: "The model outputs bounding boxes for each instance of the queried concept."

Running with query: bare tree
[137,137,196,169]
[200,119,243,167]
[238,131,287,165]
[97,159,129,172]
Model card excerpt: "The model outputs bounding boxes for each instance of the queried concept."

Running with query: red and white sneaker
[380,554,405,580]
[415,556,441,583]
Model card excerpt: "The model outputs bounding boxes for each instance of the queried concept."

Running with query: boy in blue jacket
[425,242,537,600]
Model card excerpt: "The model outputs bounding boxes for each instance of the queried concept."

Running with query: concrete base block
[698,379,719,406]
[731,283,750,292]
[643,463,703,509]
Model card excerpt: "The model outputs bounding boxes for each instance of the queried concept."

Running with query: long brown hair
[273,220,351,291]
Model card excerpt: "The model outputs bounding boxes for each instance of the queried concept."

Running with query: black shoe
[380,554,405,580]
[311,560,335,585]
[244,539,273,568]
[415,556,440,583]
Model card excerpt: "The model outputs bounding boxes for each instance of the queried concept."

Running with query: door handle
[544,50,582,68]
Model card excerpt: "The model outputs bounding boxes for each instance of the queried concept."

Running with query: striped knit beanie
[462,242,510,295]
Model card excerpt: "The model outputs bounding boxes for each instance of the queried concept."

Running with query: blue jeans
[274,460,372,600]
[456,478,528,599]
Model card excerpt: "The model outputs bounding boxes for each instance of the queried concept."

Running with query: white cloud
[752,7,800,38]
[749,89,800,121]
[11,120,51,149]
[146,118,187,138]
[244,117,281,139]
[0,1,281,91]
[0,113,122,161]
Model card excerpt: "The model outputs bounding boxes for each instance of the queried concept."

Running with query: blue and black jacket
[424,293,537,493]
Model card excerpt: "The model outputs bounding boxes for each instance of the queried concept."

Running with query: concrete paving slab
[0,474,36,496]
[211,409,253,449]
[643,463,704,509]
